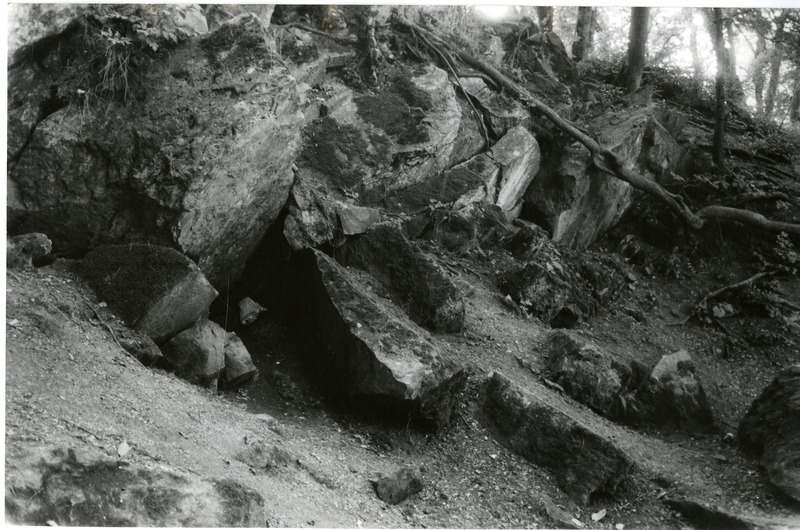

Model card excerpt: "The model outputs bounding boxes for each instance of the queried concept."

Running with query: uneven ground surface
[6,239,800,527]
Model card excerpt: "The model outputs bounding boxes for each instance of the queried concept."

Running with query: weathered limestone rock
[371,466,424,505]
[81,245,218,344]
[338,205,382,236]
[481,371,634,505]
[9,14,305,287]
[543,333,715,433]
[238,297,266,326]
[7,233,52,269]
[161,318,226,386]
[544,331,644,418]
[738,364,800,502]
[490,126,540,219]
[460,78,530,138]
[448,97,488,167]
[296,249,466,427]
[5,446,265,527]
[635,350,715,433]
[336,222,465,333]
[221,332,258,388]
[525,104,695,249]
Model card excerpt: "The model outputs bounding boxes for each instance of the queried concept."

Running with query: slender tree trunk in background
[790,77,800,123]
[572,7,595,61]
[764,16,785,118]
[722,12,747,108]
[686,8,703,96]
[536,6,554,32]
[711,8,726,173]
[754,31,767,114]
[621,7,650,94]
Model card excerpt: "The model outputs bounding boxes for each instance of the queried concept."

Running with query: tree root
[284,23,359,46]
[394,17,800,237]
[699,270,778,306]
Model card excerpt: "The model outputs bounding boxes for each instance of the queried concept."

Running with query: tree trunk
[790,77,800,123]
[711,8,726,173]
[536,6,554,33]
[753,31,768,114]
[572,7,595,61]
[764,17,785,118]
[723,12,746,108]
[621,7,650,94]
[686,8,703,96]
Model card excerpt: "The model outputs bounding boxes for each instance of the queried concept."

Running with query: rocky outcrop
[371,466,424,505]
[5,446,265,526]
[481,371,634,505]
[295,249,466,427]
[525,104,693,249]
[7,233,52,269]
[161,318,226,387]
[81,245,218,344]
[460,78,530,138]
[336,222,465,333]
[543,332,715,433]
[738,364,800,502]
[9,14,305,287]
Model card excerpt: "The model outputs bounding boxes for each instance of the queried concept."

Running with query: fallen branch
[723,191,791,207]
[394,18,800,237]
[700,270,778,305]
[284,23,360,46]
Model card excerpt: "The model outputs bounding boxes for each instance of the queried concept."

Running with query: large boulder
[9,14,305,287]
[7,233,52,270]
[5,446,264,526]
[161,318,227,387]
[335,222,465,333]
[294,249,466,427]
[738,364,800,502]
[81,245,218,344]
[481,371,634,505]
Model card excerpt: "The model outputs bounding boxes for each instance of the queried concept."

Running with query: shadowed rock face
[294,249,466,428]
[480,371,634,505]
[8,14,304,288]
[739,364,800,502]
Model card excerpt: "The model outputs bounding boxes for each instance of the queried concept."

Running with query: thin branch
[697,206,800,235]
[284,23,360,46]
[700,270,778,304]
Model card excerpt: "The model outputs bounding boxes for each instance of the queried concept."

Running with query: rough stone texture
[204,4,274,31]
[525,104,695,249]
[634,350,715,433]
[738,364,800,502]
[5,446,265,527]
[81,245,218,344]
[371,466,424,505]
[238,297,266,326]
[338,205,382,236]
[490,126,541,219]
[161,318,226,386]
[117,329,163,367]
[481,371,634,505]
[221,332,258,388]
[9,14,305,287]
[296,249,466,427]
[448,97,488,167]
[544,330,644,418]
[461,78,530,138]
[7,233,52,270]
[336,222,466,333]
[665,496,800,530]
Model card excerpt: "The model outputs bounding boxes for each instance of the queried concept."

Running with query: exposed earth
[5,4,800,529]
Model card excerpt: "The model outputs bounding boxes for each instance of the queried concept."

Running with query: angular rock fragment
[81,245,218,344]
[7,233,52,269]
[161,318,226,387]
[221,332,258,389]
[460,77,530,138]
[296,249,465,427]
[490,126,541,219]
[481,371,634,505]
[5,446,265,527]
[338,205,382,236]
[336,222,465,333]
[371,466,424,505]
[117,328,163,367]
[238,297,266,326]
[738,364,800,502]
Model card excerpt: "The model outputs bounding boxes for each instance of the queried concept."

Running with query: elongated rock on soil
[296,249,466,428]
[480,371,634,505]
[81,244,218,344]
[335,222,466,333]
[371,466,424,505]
[5,446,265,527]
[221,332,258,389]
[738,363,800,502]
[161,318,226,387]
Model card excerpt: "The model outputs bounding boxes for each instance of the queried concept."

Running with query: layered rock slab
[5,446,264,527]
[480,371,634,505]
[738,364,800,502]
[81,244,217,344]
[296,249,466,427]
